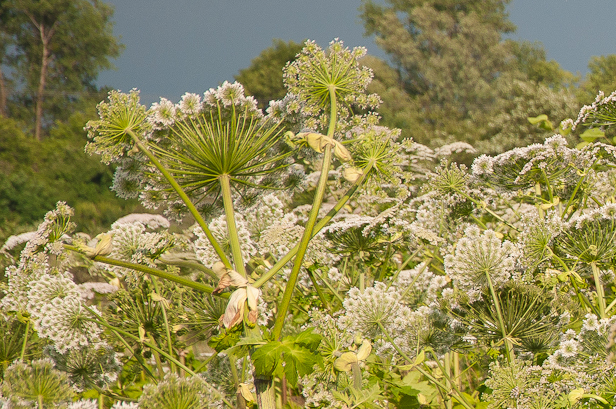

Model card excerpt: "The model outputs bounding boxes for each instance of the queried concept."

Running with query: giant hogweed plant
[1,39,616,409]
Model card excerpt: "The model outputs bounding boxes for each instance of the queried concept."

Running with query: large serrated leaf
[252,340,285,378]
[252,332,322,388]
[291,327,322,349]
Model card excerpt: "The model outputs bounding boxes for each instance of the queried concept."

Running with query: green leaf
[331,390,352,406]
[292,327,322,349]
[282,344,318,386]
[208,326,243,352]
[528,114,553,131]
[349,384,383,408]
[580,127,605,141]
[528,114,549,125]
[252,340,285,378]
[252,329,323,388]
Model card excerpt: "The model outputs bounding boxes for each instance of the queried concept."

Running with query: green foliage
[331,384,383,409]
[252,328,322,387]
[577,55,616,105]
[506,40,576,89]
[0,113,138,239]
[235,39,304,109]
[0,0,123,136]
[360,0,577,153]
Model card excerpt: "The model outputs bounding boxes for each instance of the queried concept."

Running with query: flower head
[85,89,150,164]
[283,39,379,132]
[139,373,223,409]
[338,282,408,338]
[445,226,518,299]
[46,345,121,392]
[1,359,74,405]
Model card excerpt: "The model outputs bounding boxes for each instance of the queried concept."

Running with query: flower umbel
[283,39,378,118]
[85,89,150,164]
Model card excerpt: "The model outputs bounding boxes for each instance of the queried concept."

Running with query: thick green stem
[485,272,514,363]
[271,85,338,340]
[219,174,246,277]
[590,262,607,318]
[253,162,373,288]
[151,277,176,373]
[65,244,221,295]
[19,319,30,361]
[255,377,276,409]
[307,268,330,310]
[127,129,231,268]
[272,144,332,339]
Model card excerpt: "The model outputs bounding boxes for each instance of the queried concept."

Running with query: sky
[96,0,616,106]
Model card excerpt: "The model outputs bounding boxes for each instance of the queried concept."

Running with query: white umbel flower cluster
[102,221,174,277]
[338,282,408,338]
[444,225,518,301]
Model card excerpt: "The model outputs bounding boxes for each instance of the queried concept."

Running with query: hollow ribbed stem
[127,129,231,268]
[255,377,276,409]
[19,319,30,361]
[219,174,246,277]
[485,272,514,363]
[591,262,607,318]
[253,161,372,288]
[271,84,337,340]
[151,277,176,373]
[64,244,221,295]
[272,144,332,339]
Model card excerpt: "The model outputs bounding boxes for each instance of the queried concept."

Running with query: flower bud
[333,141,352,162]
[334,352,358,372]
[356,340,372,361]
[343,167,363,183]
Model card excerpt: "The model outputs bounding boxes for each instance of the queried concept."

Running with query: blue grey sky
[96,1,616,106]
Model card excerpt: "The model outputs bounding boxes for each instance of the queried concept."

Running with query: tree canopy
[235,39,303,109]
[359,0,577,153]
[0,0,123,139]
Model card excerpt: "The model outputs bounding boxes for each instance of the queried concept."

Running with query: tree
[360,0,576,152]
[507,40,576,89]
[576,55,616,104]
[235,39,303,109]
[0,0,122,139]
